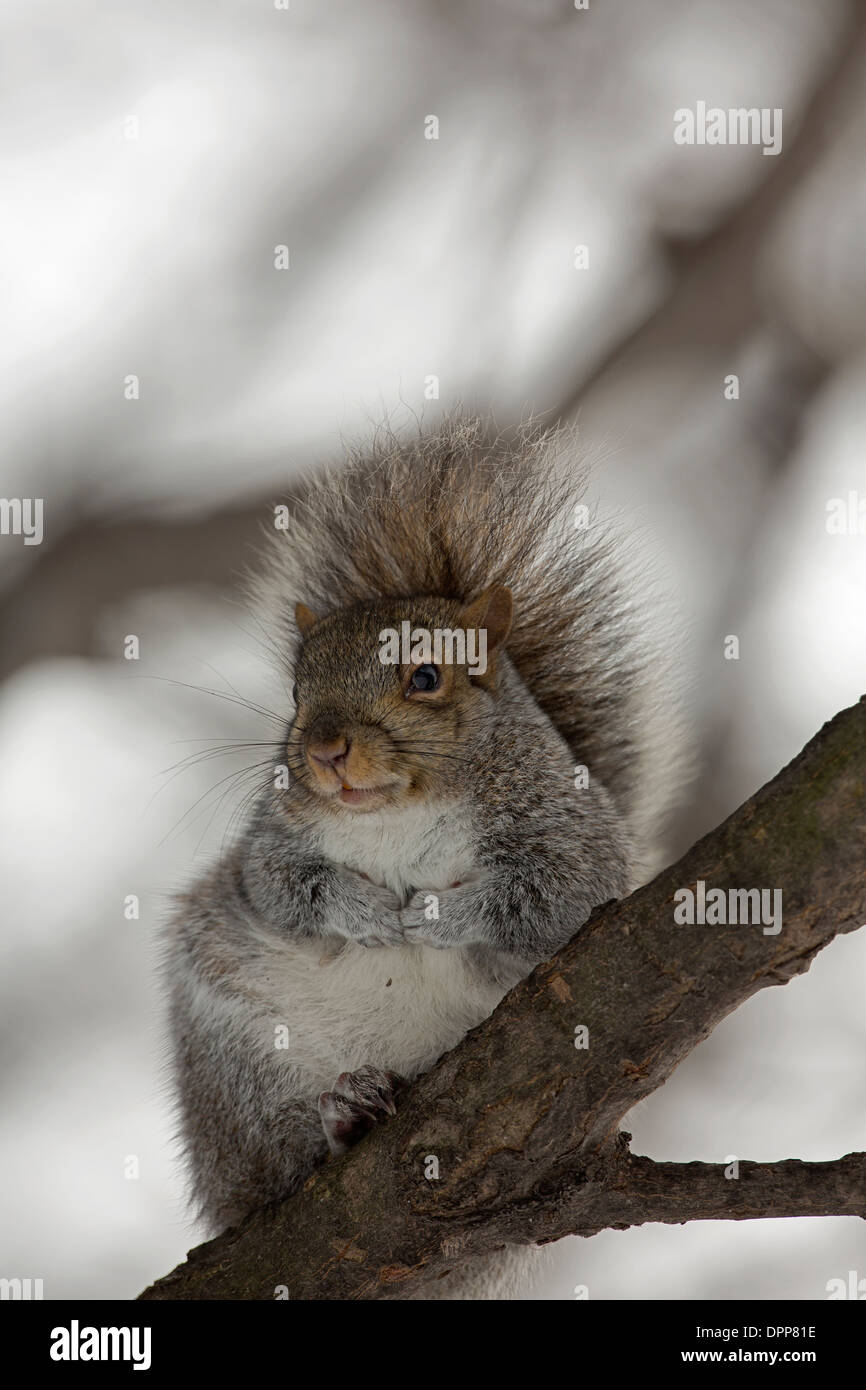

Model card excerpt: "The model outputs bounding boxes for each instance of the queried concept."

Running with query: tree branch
[140,696,866,1300]
[549,1148,866,1238]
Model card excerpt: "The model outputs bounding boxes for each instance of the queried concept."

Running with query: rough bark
[140,696,866,1300]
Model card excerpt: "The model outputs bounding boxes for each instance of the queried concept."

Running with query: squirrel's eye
[291,682,299,706]
[408,663,440,693]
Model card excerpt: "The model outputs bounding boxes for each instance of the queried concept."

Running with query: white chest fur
[312,797,476,903]
[254,799,510,1086]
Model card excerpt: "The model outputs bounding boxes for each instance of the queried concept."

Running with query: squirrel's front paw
[336,872,406,948]
[348,920,406,949]
[401,884,486,949]
[318,1064,405,1155]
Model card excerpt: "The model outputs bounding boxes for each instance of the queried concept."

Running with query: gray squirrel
[163,418,684,1298]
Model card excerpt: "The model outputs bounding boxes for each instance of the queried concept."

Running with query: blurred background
[2,0,865,1300]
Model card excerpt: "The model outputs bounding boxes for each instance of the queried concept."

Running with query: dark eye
[291,682,299,706]
[408,663,440,694]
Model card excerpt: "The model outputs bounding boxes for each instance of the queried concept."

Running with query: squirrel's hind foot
[318,1063,406,1156]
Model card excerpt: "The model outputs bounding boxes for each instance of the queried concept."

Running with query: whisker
[145,742,282,816]
[144,675,287,731]
[201,766,276,858]
[157,759,274,848]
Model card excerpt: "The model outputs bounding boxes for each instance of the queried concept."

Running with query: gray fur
[162,418,685,1298]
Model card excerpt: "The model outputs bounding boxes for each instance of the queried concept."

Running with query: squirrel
[163,417,685,1298]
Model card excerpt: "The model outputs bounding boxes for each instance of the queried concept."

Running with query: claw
[318,1064,406,1155]
[376,1087,397,1116]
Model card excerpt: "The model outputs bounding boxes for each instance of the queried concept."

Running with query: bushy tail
[253,416,687,875]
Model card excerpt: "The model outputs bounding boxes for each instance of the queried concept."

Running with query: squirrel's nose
[309,736,349,770]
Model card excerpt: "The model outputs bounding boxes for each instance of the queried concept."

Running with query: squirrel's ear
[460,585,513,651]
[295,602,320,638]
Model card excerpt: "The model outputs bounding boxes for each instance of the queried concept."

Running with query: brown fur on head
[285,589,511,813]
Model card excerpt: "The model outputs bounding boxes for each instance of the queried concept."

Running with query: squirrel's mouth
[301,737,410,809]
[338,782,396,808]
